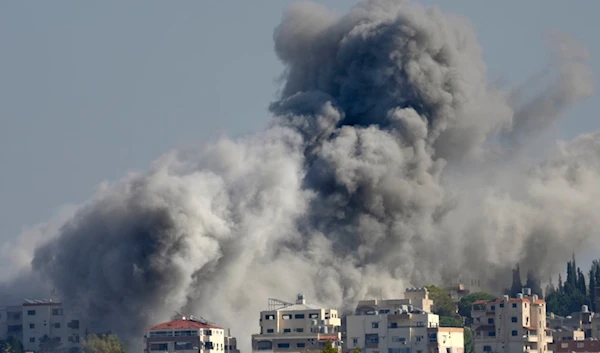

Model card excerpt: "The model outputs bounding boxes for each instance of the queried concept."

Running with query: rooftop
[146,318,222,331]
[23,299,61,306]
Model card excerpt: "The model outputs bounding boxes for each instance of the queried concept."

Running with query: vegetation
[0,336,23,353]
[38,335,62,353]
[545,255,600,316]
[82,334,125,353]
[463,327,474,353]
[458,292,496,323]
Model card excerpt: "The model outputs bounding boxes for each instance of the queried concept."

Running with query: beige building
[345,288,464,353]
[471,290,552,353]
[144,315,239,353]
[251,294,342,353]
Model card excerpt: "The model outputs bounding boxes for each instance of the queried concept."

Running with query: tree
[82,334,125,353]
[458,292,496,320]
[525,270,544,298]
[38,335,62,353]
[425,285,457,317]
[464,327,474,353]
[439,316,463,327]
[1,336,23,353]
[321,341,337,353]
[509,264,523,297]
[352,347,361,353]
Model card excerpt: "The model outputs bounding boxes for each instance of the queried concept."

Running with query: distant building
[548,327,584,352]
[251,294,342,353]
[554,339,600,352]
[1,299,85,353]
[547,305,595,338]
[345,288,464,353]
[471,288,552,353]
[144,315,239,353]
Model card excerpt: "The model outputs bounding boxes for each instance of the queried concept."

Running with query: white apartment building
[144,315,239,353]
[0,305,24,341]
[251,294,342,353]
[345,288,464,353]
[471,289,552,353]
[21,299,85,353]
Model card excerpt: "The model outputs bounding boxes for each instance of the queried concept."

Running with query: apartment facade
[0,305,23,341]
[144,316,239,353]
[345,288,464,353]
[471,290,552,353]
[251,294,342,353]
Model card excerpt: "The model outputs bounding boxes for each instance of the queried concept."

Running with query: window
[487,318,494,324]
[29,324,35,329]
[390,322,398,328]
[512,303,517,308]
[294,314,305,319]
[68,320,79,329]
[267,329,274,333]
[277,343,290,349]
[175,342,194,350]
[29,338,35,343]
[265,315,275,320]
[512,330,518,336]
[282,315,292,320]
[499,303,504,308]
[52,308,63,316]
[391,337,405,343]
[561,343,568,349]
[205,342,214,350]
[488,331,496,337]
[511,317,518,323]
[577,342,584,348]
[297,343,306,348]
[27,310,35,316]
[309,313,319,319]
[416,321,424,327]
[54,323,61,329]
[483,346,492,352]
[379,310,389,314]
[490,305,495,311]
[295,328,304,333]
[284,329,291,333]
[372,322,379,329]
[416,336,423,342]
[365,334,379,344]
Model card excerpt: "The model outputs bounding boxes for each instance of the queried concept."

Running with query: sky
[0,0,598,259]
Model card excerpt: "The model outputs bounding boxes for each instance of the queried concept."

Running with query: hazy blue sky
[1,0,598,245]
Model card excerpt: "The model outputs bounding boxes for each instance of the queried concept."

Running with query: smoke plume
[2,0,597,350]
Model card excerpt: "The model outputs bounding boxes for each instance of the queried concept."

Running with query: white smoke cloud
[0,0,597,351]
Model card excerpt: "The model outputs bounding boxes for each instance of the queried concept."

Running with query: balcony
[523,334,537,342]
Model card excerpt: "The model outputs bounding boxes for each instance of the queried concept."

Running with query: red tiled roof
[146,319,222,331]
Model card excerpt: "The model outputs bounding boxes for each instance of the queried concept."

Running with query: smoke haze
[2,0,598,350]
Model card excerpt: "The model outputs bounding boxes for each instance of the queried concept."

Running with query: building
[21,299,85,353]
[0,305,23,341]
[553,339,600,352]
[548,327,584,352]
[1,299,85,353]
[471,289,552,353]
[144,315,239,353]
[345,288,464,353]
[251,294,342,353]
[547,305,597,339]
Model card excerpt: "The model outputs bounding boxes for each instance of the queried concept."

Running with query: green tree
[351,347,361,353]
[464,327,474,353]
[1,336,23,353]
[82,334,125,353]
[509,264,523,297]
[458,292,496,320]
[39,335,62,353]
[321,341,337,353]
[425,285,457,317]
[439,316,463,327]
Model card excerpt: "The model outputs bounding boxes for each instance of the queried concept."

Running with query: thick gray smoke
[2,0,597,351]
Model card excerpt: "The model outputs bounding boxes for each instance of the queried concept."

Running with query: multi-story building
[1,299,85,353]
[0,305,23,341]
[345,288,464,353]
[251,294,342,353]
[553,339,600,352]
[144,315,239,353]
[547,306,595,338]
[471,289,552,353]
[21,299,85,353]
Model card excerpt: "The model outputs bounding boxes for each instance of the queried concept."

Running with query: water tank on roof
[583,305,589,313]
[517,294,524,299]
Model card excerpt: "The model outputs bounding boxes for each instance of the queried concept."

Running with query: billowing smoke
[2,0,597,350]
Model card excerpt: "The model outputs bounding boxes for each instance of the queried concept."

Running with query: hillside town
[5,266,600,353]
